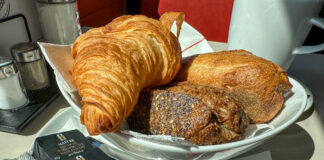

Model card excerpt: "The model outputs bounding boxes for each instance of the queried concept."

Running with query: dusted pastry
[174,50,292,123]
[128,82,249,145]
[72,12,184,135]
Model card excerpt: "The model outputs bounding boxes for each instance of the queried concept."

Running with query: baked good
[173,50,292,123]
[128,82,249,145]
[71,12,185,135]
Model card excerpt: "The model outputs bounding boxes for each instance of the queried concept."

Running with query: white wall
[8,0,43,41]
[0,0,43,57]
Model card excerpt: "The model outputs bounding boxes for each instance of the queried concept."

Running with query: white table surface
[1,42,324,160]
[0,95,71,159]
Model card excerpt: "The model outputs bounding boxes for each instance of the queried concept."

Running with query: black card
[33,129,115,160]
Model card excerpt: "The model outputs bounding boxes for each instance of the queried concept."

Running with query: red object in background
[140,0,160,19]
[77,0,124,27]
[158,0,234,42]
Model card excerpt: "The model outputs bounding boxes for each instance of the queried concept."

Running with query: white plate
[56,75,307,154]
[36,107,262,160]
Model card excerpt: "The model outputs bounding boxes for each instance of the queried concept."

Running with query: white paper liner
[38,43,76,93]
[119,123,274,147]
[57,112,274,160]
[58,114,275,149]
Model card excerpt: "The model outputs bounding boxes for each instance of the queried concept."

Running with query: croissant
[71,12,185,135]
[174,50,292,123]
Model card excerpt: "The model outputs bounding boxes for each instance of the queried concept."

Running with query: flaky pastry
[72,12,184,135]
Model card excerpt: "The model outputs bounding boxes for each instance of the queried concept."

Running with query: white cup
[227,0,324,70]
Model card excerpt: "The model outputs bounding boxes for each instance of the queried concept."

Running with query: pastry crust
[128,82,249,145]
[72,12,184,135]
[174,50,292,123]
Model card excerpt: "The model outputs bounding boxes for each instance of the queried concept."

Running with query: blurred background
[79,0,324,53]
[0,0,323,53]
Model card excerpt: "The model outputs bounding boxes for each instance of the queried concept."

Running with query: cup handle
[292,17,324,54]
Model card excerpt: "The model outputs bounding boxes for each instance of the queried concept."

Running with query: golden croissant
[71,12,185,135]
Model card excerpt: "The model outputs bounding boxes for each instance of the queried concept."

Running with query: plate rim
[34,107,264,159]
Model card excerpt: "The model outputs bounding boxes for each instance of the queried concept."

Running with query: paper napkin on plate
[38,43,76,93]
